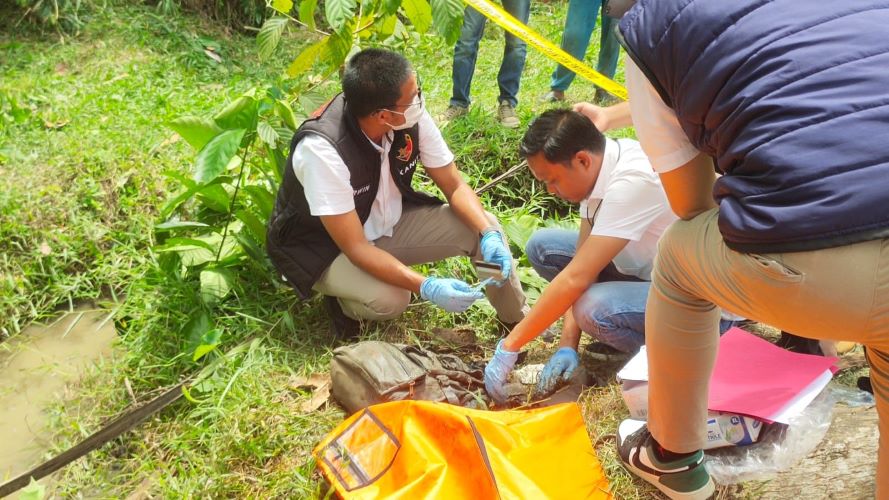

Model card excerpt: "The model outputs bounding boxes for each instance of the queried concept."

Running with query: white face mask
[385,94,424,131]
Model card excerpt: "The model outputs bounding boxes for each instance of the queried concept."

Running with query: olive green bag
[330,341,487,414]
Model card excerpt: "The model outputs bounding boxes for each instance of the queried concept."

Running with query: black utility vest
[266,94,441,298]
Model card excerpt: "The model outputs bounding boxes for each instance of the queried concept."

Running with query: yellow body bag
[314,400,612,499]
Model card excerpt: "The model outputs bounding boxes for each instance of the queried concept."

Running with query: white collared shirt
[291,110,454,241]
[624,57,701,173]
[579,138,678,280]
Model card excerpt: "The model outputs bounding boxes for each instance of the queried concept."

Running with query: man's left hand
[536,347,579,395]
[480,229,512,285]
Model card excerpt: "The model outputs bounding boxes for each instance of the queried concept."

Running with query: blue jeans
[550,0,621,92]
[526,228,733,352]
[450,0,531,108]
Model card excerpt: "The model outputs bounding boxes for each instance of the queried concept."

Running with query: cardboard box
[706,411,762,448]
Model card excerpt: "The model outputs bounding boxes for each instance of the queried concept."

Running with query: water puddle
[0,306,118,481]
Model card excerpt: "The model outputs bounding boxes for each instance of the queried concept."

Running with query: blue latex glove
[420,277,484,313]
[536,347,579,395]
[480,230,512,285]
[484,339,519,405]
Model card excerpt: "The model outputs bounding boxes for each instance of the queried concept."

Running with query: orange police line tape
[461,0,628,101]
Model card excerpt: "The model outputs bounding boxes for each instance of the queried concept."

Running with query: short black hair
[342,48,412,118]
[519,109,606,164]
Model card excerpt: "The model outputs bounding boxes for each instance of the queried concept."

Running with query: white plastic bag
[706,383,873,484]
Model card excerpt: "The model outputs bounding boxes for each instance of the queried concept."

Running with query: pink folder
[707,327,838,423]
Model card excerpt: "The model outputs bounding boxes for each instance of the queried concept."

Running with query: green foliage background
[0,0,679,498]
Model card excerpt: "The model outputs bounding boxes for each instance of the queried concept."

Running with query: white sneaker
[617,419,716,500]
[497,101,520,128]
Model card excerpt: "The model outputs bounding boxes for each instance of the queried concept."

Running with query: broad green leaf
[158,237,216,252]
[235,231,267,263]
[295,29,351,77]
[275,100,299,130]
[258,17,289,61]
[155,220,211,232]
[213,95,259,131]
[159,173,230,219]
[357,12,375,38]
[324,0,357,32]
[401,0,432,33]
[502,214,540,253]
[155,241,216,268]
[196,183,231,213]
[167,116,223,151]
[243,185,275,220]
[257,121,280,147]
[227,151,243,172]
[378,14,398,38]
[264,143,286,183]
[382,0,400,15]
[19,479,45,500]
[193,328,223,361]
[194,128,246,183]
[236,208,267,243]
[298,0,318,30]
[160,170,199,218]
[192,228,243,264]
[298,90,330,116]
[338,32,358,61]
[184,310,211,347]
[430,0,463,44]
[274,125,294,145]
[200,268,233,303]
[156,251,183,279]
[517,267,549,303]
[271,0,293,13]
[287,36,332,78]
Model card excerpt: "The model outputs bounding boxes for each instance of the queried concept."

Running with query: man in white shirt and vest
[483,108,736,399]
[266,48,526,339]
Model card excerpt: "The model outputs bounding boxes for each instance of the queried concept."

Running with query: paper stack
[617,327,838,448]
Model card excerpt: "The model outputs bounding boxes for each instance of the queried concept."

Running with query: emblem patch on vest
[396,133,413,162]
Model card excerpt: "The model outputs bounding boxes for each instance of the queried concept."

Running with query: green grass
[1,1,859,498]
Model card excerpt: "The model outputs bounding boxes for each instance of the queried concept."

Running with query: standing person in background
[605,0,889,498]
[542,0,621,104]
[441,0,531,128]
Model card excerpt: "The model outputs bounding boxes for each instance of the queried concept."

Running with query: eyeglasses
[381,75,423,112]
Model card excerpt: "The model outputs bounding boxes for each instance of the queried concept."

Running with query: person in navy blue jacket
[600,0,889,498]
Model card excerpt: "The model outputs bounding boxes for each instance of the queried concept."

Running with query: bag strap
[439,381,461,405]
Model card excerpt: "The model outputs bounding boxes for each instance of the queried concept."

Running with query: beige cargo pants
[313,204,527,324]
[646,208,888,497]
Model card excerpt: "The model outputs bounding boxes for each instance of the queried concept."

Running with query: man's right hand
[485,339,519,405]
[573,101,632,132]
[420,277,484,313]
[573,102,610,131]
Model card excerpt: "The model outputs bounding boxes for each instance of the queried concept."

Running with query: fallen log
[746,405,877,499]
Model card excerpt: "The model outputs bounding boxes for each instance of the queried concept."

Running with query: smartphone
[474,260,502,281]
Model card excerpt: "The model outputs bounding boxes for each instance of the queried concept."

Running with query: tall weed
[11,0,88,33]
